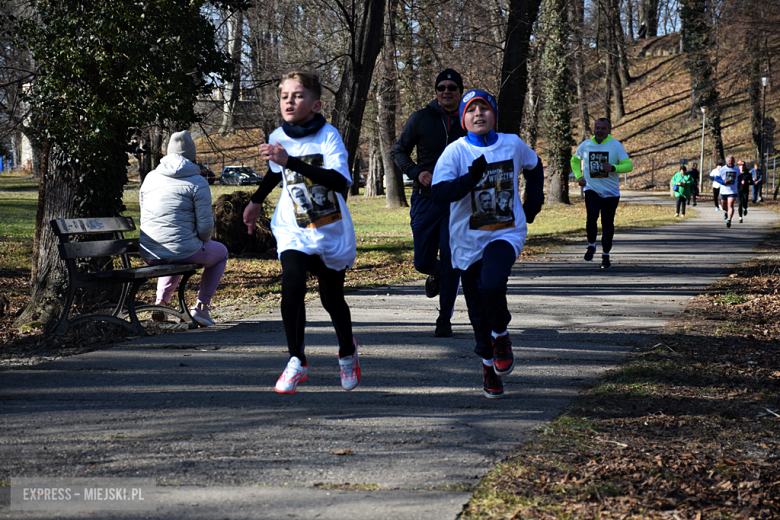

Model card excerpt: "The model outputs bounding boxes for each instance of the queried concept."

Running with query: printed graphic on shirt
[588,151,610,178]
[285,153,342,229]
[469,159,515,231]
[722,168,737,185]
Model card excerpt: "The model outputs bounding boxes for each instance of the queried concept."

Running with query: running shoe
[744,208,748,215]
[739,217,743,223]
[424,274,441,298]
[483,364,504,399]
[723,212,728,220]
[435,316,453,338]
[151,300,167,322]
[493,333,514,376]
[584,246,596,261]
[339,339,361,391]
[726,220,732,228]
[601,255,612,269]
[275,356,308,394]
[190,301,215,327]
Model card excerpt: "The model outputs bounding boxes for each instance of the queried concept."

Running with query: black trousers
[737,190,750,217]
[456,240,516,359]
[585,190,620,254]
[676,196,687,215]
[280,250,354,362]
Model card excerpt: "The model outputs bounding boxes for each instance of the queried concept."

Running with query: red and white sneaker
[493,333,514,376]
[275,356,308,394]
[338,339,361,391]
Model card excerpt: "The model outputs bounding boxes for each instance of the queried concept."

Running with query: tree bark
[540,0,572,205]
[16,145,76,329]
[376,0,407,208]
[329,0,388,203]
[638,0,659,38]
[497,0,542,135]
[570,0,590,141]
[220,9,244,136]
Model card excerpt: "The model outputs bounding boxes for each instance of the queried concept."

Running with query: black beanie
[435,69,463,92]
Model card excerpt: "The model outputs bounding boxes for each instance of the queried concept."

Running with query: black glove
[468,155,487,182]
[523,203,542,224]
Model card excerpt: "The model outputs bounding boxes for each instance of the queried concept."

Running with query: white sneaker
[339,339,361,391]
[275,356,308,394]
[190,301,215,327]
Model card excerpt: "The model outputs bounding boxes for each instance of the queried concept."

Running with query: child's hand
[243,201,264,235]
[260,142,289,167]
[468,155,487,181]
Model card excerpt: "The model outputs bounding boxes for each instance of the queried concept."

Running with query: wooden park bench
[50,217,201,336]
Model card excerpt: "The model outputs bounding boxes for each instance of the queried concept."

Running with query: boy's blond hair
[279,69,322,100]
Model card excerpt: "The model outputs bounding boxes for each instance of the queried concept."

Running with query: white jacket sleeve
[193,185,214,243]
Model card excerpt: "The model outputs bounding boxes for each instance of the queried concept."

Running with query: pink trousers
[144,241,228,306]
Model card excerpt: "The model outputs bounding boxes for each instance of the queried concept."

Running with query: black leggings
[676,197,687,215]
[713,187,720,208]
[585,191,620,254]
[737,190,749,217]
[280,250,354,362]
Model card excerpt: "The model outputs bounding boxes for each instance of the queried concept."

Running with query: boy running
[243,70,360,394]
[431,90,544,399]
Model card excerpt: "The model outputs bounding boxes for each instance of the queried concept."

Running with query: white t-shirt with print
[573,137,629,198]
[267,123,356,271]
[432,133,539,271]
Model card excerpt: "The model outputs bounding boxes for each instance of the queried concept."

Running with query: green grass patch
[716,292,751,305]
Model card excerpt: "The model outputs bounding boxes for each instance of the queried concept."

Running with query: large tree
[497,0,542,135]
[539,0,572,205]
[12,0,249,329]
[680,0,724,163]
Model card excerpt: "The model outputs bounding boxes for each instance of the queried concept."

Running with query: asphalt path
[1,192,777,519]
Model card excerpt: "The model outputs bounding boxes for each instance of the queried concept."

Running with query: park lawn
[1,173,678,318]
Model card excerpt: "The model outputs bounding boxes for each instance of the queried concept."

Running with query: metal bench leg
[51,285,78,335]
[175,272,196,327]
[125,280,149,336]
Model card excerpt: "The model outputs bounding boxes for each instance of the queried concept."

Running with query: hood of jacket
[153,154,202,179]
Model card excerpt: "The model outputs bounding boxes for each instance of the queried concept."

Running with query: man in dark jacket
[392,68,467,337]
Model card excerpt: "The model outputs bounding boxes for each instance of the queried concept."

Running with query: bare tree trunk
[638,0,659,38]
[16,144,76,329]
[625,0,635,43]
[497,0,542,135]
[220,9,244,136]
[376,0,407,208]
[570,0,590,141]
[365,134,384,197]
[604,50,612,121]
[330,0,387,202]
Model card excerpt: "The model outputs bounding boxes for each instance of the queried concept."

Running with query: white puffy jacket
[139,154,214,261]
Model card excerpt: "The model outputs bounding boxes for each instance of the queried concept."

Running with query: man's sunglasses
[436,85,459,92]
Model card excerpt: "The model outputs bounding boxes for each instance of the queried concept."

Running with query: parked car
[197,162,216,185]
[220,165,262,186]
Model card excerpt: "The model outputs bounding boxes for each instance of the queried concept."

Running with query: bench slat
[89,264,200,280]
[59,238,140,259]
[51,217,136,236]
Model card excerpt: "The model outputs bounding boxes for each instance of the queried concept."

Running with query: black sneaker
[424,274,440,298]
[434,316,453,338]
[726,220,731,228]
[483,364,504,399]
[744,208,748,215]
[724,212,728,220]
[601,255,611,269]
[493,333,514,376]
[584,246,596,261]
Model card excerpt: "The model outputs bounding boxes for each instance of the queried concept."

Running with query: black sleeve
[391,112,425,181]
[250,170,282,204]
[522,156,545,224]
[431,174,479,205]
[285,156,348,193]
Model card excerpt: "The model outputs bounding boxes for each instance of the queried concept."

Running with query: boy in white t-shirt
[431,90,544,399]
[243,70,359,394]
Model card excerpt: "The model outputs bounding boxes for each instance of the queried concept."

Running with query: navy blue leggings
[280,250,354,363]
[457,240,517,359]
[410,192,460,319]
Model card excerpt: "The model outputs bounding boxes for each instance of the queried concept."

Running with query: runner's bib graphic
[469,159,515,231]
[588,151,610,178]
[285,154,343,229]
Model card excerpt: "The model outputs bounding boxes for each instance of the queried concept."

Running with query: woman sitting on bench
[139,130,228,327]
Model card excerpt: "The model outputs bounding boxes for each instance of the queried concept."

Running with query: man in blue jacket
[392,69,467,337]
